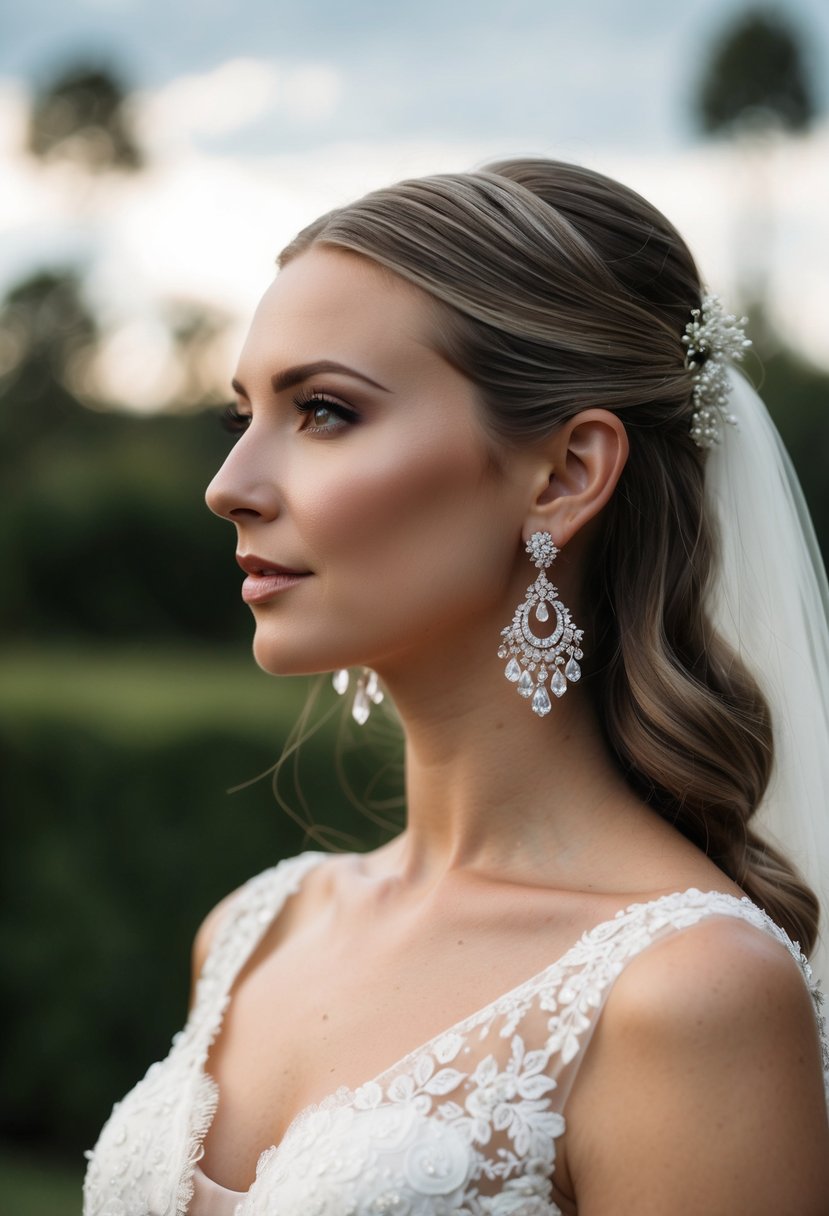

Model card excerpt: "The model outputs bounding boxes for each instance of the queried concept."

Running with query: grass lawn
[0,1146,84,1216]
[0,643,318,743]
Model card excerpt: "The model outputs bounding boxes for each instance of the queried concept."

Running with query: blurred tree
[0,266,245,642]
[697,10,817,137]
[0,268,97,469]
[20,59,234,414]
[26,64,143,173]
[692,9,818,343]
[160,300,236,412]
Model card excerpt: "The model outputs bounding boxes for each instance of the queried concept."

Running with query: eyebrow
[231,360,391,398]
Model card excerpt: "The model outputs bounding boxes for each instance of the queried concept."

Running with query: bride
[84,159,829,1215]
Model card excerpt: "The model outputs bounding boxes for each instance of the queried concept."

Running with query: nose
[205,434,280,524]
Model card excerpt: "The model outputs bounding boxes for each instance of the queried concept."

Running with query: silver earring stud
[498,531,584,717]
[332,667,384,725]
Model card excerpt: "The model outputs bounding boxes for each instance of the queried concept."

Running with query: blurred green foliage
[0,1145,83,1216]
[0,266,403,1168]
[760,348,829,547]
[0,647,400,1157]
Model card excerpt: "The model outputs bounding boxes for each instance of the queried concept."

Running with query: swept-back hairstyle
[279,158,819,952]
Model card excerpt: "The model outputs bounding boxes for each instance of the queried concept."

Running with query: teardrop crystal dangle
[352,680,370,725]
[365,669,385,705]
[498,531,585,717]
[332,666,383,725]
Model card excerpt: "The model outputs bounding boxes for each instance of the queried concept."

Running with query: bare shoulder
[610,913,819,1040]
[566,914,829,1216]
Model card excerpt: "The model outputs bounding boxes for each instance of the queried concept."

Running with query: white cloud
[133,58,281,152]
[766,124,829,365]
[131,57,345,159]
[85,137,500,328]
[599,127,829,368]
[0,78,26,156]
[0,76,106,283]
[0,78,42,231]
[280,63,343,125]
[0,73,827,409]
[80,132,829,408]
[85,315,179,410]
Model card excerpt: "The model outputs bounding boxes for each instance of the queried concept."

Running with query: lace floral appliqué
[83,856,829,1216]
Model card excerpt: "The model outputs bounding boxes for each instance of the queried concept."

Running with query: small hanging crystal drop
[536,601,549,622]
[352,683,370,725]
[332,668,350,695]
[365,669,384,704]
[565,657,581,682]
[551,668,567,698]
[517,670,534,698]
[532,684,552,717]
[505,657,521,682]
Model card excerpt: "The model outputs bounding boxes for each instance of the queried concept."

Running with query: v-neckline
[193,852,754,1197]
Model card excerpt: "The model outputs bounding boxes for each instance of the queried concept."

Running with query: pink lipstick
[236,554,311,604]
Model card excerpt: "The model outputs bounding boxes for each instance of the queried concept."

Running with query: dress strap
[186,851,328,1049]
[543,889,828,1112]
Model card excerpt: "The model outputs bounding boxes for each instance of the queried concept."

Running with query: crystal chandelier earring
[332,667,385,725]
[498,531,584,717]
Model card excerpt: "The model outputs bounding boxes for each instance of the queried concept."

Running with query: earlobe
[525,409,629,546]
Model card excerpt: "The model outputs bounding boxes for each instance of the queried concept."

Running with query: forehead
[238,246,442,383]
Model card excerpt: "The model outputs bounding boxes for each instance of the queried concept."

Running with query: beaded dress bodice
[83,851,829,1216]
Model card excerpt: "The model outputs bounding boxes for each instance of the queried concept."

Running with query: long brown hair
[280,158,819,953]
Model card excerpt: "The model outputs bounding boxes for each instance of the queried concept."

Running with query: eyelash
[220,390,359,436]
[220,405,251,435]
[292,387,359,433]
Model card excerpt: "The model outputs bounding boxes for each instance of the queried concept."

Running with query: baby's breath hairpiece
[683,293,752,449]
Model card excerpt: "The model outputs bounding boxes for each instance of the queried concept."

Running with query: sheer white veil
[705,367,829,989]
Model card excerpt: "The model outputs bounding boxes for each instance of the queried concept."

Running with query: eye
[293,388,359,435]
[220,403,251,435]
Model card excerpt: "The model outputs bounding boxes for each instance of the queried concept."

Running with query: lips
[236,553,311,604]
[236,553,309,577]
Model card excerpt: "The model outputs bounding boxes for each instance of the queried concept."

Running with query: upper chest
[85,859,811,1216]
[199,871,619,1189]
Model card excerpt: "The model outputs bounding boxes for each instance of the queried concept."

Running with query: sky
[4,0,828,153]
[0,0,827,407]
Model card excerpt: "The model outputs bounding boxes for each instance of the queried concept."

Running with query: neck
[372,621,649,891]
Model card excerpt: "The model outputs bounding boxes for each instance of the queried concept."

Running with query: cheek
[293,427,511,624]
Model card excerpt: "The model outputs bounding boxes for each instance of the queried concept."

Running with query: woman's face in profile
[206,246,533,679]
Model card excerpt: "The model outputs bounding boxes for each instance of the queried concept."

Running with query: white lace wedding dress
[83,850,829,1216]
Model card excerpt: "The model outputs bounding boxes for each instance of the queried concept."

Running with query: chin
[252,645,313,679]
[250,632,352,680]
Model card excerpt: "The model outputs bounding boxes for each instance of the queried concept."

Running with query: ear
[523,409,629,547]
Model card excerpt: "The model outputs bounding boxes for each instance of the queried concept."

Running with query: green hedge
[0,651,400,1157]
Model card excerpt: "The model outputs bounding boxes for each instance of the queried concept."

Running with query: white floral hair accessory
[683,293,752,449]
